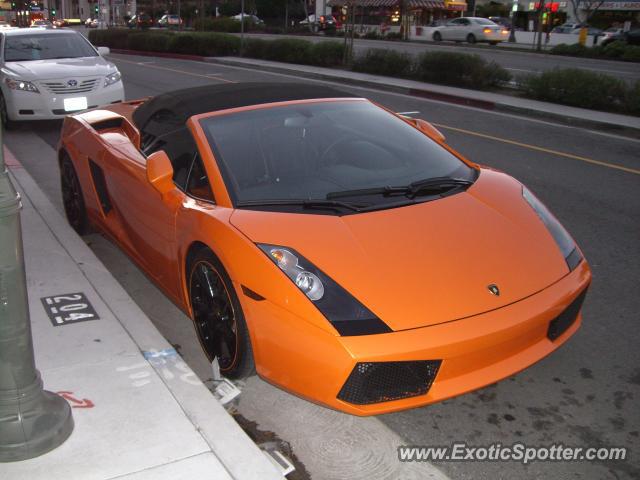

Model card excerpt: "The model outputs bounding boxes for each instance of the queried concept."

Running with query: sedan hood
[4,56,113,81]
[230,169,569,331]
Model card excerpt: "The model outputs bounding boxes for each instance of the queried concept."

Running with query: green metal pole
[0,123,73,462]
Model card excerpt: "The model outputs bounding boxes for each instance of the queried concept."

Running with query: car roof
[3,28,77,36]
[132,82,357,136]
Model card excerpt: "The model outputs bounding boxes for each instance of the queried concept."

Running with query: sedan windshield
[201,100,474,211]
[4,33,98,62]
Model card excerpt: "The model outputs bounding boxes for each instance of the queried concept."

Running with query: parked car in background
[0,29,124,128]
[158,14,182,27]
[84,18,98,28]
[231,13,264,24]
[30,19,53,29]
[600,27,622,41]
[128,13,153,29]
[300,14,339,31]
[432,17,509,45]
[600,28,640,46]
[53,19,69,28]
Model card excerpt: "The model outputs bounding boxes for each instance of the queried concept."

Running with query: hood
[230,169,569,331]
[4,56,113,81]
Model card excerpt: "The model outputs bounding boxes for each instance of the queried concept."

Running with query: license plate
[64,97,88,112]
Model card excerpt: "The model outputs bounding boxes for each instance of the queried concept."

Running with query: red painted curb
[3,147,22,169]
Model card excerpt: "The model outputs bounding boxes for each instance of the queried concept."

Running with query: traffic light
[51,7,56,15]
[94,4,99,14]
[11,1,16,9]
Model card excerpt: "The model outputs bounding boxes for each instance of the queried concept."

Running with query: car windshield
[4,32,97,61]
[201,100,474,209]
[474,19,496,25]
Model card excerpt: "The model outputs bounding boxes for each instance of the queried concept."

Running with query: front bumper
[243,259,591,416]
[4,82,124,121]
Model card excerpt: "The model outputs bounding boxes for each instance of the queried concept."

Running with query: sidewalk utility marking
[57,391,95,408]
[117,349,200,388]
[433,123,640,176]
[41,292,99,326]
[113,57,237,83]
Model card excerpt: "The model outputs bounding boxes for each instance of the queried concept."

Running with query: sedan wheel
[467,33,476,44]
[433,31,442,42]
[189,250,254,378]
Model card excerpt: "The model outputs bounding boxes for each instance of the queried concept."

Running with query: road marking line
[113,57,237,83]
[433,123,640,175]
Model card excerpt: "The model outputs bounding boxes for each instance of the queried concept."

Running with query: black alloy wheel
[467,33,476,44]
[188,250,254,378]
[60,154,90,235]
[433,31,442,42]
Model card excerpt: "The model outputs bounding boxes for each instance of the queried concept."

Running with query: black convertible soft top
[132,82,357,137]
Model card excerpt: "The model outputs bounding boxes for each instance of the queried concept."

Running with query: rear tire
[489,41,498,46]
[60,153,90,235]
[188,249,255,379]
[433,31,442,42]
[467,33,476,44]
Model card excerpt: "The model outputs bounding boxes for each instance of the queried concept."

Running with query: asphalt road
[5,54,639,479]
[239,32,640,84]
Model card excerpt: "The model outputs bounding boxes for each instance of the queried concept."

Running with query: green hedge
[353,49,511,89]
[353,49,413,77]
[520,68,638,114]
[416,51,510,89]
[550,41,640,63]
[88,29,345,67]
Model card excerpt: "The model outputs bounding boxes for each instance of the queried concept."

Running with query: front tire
[467,33,476,44]
[0,93,15,130]
[60,153,90,235]
[188,249,255,379]
[433,31,442,42]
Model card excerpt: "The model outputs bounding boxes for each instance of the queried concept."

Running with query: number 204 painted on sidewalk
[41,292,100,326]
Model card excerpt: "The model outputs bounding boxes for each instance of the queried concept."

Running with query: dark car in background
[600,28,640,46]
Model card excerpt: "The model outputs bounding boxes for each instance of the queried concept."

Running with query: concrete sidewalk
[0,149,283,479]
[207,56,640,137]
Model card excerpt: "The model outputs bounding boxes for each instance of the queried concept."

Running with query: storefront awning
[328,0,446,7]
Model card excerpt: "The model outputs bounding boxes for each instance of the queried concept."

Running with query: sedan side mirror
[97,46,110,56]
[146,150,175,197]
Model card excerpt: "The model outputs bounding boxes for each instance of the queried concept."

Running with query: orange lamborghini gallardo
[58,83,591,415]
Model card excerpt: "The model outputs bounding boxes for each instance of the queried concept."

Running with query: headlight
[104,71,121,86]
[5,78,39,93]
[258,244,392,336]
[522,186,583,271]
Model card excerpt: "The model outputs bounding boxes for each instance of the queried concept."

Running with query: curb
[4,145,283,480]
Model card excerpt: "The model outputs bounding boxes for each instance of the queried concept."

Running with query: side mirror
[414,119,446,143]
[146,151,174,197]
[97,46,110,56]
[400,115,446,143]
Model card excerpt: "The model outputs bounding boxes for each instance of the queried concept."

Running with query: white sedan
[432,17,509,45]
[0,29,124,127]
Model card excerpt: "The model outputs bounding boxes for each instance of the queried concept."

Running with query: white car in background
[432,17,509,45]
[0,29,124,127]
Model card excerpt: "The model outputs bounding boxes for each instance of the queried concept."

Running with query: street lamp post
[0,125,74,462]
[508,0,518,42]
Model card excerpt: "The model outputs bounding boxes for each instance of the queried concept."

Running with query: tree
[567,0,606,24]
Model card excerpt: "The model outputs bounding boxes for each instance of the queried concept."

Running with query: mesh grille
[547,287,588,341]
[338,360,441,405]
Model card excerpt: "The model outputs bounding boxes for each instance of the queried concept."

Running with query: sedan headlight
[258,244,392,336]
[5,78,39,93]
[522,186,583,271]
[104,71,121,87]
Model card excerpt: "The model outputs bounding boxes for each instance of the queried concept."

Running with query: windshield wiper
[326,177,473,200]
[236,199,367,212]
